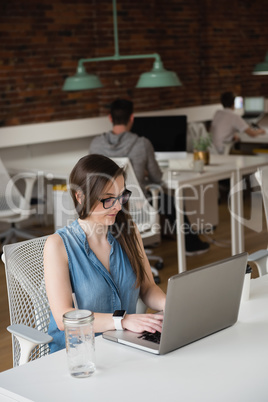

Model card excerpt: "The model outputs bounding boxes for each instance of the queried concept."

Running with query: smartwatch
[112,310,126,330]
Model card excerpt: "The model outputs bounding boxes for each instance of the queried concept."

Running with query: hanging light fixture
[62,0,182,91]
[252,52,268,75]
[136,59,182,88]
[63,65,103,90]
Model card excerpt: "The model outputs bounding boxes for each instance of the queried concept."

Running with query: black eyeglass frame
[99,189,132,209]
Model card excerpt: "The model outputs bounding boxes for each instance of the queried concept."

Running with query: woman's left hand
[121,313,164,333]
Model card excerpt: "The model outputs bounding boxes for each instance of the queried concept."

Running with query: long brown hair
[69,154,147,287]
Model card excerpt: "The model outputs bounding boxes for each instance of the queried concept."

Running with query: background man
[89,98,209,256]
[211,91,265,154]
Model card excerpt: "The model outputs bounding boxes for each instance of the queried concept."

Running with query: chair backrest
[186,122,207,152]
[3,236,50,367]
[187,122,218,154]
[111,157,160,237]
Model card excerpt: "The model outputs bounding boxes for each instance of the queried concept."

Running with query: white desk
[0,275,268,402]
[163,158,236,272]
[163,154,268,272]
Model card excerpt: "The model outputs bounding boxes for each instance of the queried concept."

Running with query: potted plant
[193,134,212,165]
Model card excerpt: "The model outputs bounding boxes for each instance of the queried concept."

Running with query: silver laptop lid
[159,252,248,354]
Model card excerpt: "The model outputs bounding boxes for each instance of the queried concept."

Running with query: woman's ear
[75,191,84,205]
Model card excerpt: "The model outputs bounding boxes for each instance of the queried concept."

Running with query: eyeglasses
[99,189,132,209]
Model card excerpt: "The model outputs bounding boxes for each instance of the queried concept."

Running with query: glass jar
[63,310,96,378]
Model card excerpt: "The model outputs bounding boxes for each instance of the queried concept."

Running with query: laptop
[103,252,248,355]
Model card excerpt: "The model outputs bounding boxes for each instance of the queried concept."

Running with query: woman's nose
[113,198,122,211]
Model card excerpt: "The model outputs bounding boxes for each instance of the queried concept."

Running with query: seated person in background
[89,98,209,256]
[44,154,166,353]
[90,98,162,196]
[211,91,265,154]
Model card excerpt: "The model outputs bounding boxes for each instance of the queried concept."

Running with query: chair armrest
[7,324,53,366]
[7,324,52,345]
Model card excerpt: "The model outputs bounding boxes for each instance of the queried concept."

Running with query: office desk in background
[162,159,236,272]
[162,154,268,272]
[0,275,268,402]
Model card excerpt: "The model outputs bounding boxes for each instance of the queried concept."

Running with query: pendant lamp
[62,0,181,91]
[252,52,268,75]
[136,59,182,88]
[63,65,103,91]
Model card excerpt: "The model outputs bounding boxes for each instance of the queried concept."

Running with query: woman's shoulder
[43,233,67,263]
[45,232,64,251]
[43,233,69,269]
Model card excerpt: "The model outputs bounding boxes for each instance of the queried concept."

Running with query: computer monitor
[244,96,265,114]
[131,115,187,152]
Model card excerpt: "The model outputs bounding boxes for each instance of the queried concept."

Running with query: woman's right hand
[121,313,164,333]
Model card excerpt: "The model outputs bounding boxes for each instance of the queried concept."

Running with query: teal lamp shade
[62,65,103,91]
[253,52,268,75]
[136,59,182,88]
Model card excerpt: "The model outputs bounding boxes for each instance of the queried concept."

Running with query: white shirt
[211,108,248,153]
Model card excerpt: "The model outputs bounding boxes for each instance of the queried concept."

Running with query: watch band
[112,310,126,330]
[113,317,124,330]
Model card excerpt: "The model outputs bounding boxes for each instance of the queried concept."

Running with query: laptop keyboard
[138,331,161,344]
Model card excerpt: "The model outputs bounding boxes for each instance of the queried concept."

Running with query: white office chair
[0,157,38,247]
[2,236,52,367]
[187,122,215,153]
[2,235,148,367]
[111,157,163,283]
[247,166,268,276]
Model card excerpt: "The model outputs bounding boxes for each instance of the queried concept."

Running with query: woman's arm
[94,311,163,334]
[44,234,75,331]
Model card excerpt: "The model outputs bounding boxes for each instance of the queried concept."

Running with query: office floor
[0,192,266,372]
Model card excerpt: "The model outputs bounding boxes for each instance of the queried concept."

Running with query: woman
[44,154,166,353]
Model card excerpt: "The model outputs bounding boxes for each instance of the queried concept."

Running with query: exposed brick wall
[0,0,268,127]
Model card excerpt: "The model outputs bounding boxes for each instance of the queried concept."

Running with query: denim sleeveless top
[48,219,140,353]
